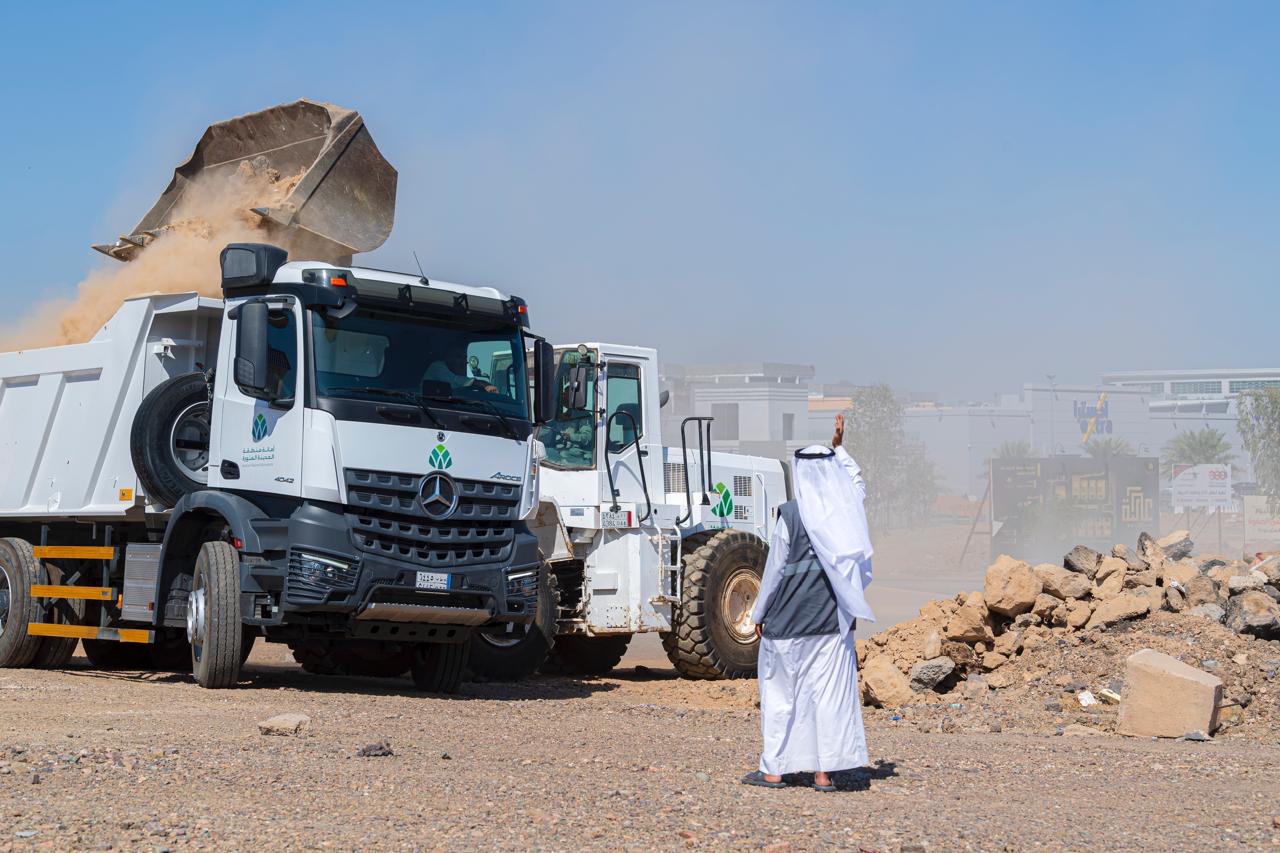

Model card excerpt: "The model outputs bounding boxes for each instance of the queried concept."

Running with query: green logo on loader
[429,443,453,470]
[251,412,268,442]
[710,482,733,518]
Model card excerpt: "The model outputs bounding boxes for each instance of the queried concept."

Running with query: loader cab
[537,345,663,526]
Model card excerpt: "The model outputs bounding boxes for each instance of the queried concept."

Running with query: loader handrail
[604,410,652,524]
[674,416,715,526]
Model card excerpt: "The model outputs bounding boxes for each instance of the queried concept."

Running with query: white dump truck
[0,243,558,692]
[466,343,789,681]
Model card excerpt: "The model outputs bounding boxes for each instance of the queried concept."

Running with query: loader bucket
[93,99,397,265]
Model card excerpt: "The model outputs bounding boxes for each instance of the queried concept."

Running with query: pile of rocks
[858,530,1280,709]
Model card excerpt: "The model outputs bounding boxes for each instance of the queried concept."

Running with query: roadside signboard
[1244,495,1280,546]
[1171,463,1232,509]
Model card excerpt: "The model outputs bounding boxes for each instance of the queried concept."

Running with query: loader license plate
[415,571,450,590]
[600,509,632,529]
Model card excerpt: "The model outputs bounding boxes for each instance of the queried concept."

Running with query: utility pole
[1047,374,1057,456]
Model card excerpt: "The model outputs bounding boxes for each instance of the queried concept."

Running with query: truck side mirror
[234,301,272,399]
[533,340,556,425]
[561,363,591,413]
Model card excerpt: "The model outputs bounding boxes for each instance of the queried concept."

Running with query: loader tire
[0,538,43,668]
[30,561,82,669]
[189,541,243,689]
[661,529,766,680]
[468,567,557,681]
[131,372,211,509]
[410,641,469,694]
[540,634,631,676]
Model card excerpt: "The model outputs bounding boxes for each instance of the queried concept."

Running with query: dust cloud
[0,162,302,351]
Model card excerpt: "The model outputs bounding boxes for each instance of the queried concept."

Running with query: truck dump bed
[0,294,220,519]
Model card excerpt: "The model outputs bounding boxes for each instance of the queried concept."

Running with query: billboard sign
[1171,463,1232,509]
[990,456,1159,563]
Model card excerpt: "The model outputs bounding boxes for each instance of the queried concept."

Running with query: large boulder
[909,656,956,692]
[944,601,993,644]
[1064,545,1103,579]
[1223,591,1280,638]
[1117,649,1223,738]
[862,656,914,707]
[1085,592,1151,629]
[1155,530,1194,561]
[1094,569,1126,599]
[984,556,1043,617]
[1124,569,1158,589]
[1183,575,1221,608]
[1137,532,1165,567]
[1187,603,1225,623]
[1207,563,1252,586]
[1253,557,1280,583]
[1094,556,1127,584]
[1033,564,1092,600]
[1227,573,1266,594]
[1161,560,1199,588]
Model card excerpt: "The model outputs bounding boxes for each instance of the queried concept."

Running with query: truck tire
[188,541,243,688]
[82,639,151,670]
[0,538,43,668]
[131,372,211,509]
[540,634,631,676]
[30,561,83,669]
[410,642,469,694]
[661,529,766,680]
[468,567,557,681]
[290,640,344,675]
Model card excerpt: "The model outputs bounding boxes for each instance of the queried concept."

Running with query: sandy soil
[2,642,1278,851]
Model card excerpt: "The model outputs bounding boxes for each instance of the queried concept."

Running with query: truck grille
[344,468,520,570]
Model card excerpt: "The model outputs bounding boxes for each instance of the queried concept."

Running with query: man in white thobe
[742,415,875,791]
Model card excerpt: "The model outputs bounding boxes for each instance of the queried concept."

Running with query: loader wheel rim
[169,401,211,484]
[187,584,206,649]
[477,621,530,648]
[721,567,760,645]
[0,564,9,634]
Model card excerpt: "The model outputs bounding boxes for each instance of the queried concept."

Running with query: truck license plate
[600,509,632,529]
[415,571,449,590]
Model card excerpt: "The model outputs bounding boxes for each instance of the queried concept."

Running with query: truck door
[603,360,661,522]
[209,300,306,497]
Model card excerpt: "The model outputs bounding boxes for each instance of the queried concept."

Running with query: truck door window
[537,351,596,470]
[606,363,642,452]
[265,308,297,403]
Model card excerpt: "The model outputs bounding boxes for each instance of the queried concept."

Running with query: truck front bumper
[250,501,540,628]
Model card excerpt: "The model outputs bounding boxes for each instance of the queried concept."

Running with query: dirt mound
[858,532,1280,742]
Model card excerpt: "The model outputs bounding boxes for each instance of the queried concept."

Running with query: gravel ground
[2,644,1279,851]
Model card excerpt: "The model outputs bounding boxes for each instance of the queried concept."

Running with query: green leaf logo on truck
[251,412,268,442]
[429,443,453,470]
[710,482,733,518]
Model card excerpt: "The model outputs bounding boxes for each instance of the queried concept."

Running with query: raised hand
[832,413,845,449]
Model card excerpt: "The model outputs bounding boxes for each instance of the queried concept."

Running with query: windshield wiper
[422,394,519,439]
[324,386,445,427]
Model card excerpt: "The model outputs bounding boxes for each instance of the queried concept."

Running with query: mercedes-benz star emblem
[420,471,460,520]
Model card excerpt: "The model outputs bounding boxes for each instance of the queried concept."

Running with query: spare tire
[131,372,211,508]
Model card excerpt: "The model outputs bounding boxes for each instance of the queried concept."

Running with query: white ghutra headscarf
[793,445,876,632]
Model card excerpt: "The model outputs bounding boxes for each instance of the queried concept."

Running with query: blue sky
[2,2,1276,398]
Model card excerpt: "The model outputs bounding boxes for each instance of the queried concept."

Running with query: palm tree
[996,440,1032,459]
[1085,436,1135,459]
[1162,427,1236,478]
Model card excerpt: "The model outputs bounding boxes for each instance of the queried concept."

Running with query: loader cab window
[606,363,643,453]
[265,309,297,402]
[538,350,597,470]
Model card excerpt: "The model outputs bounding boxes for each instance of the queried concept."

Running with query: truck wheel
[30,561,83,669]
[661,530,765,680]
[468,567,557,681]
[410,642,469,694]
[540,634,631,676]
[290,640,344,675]
[0,538,42,668]
[131,372,211,509]
[188,541,243,688]
[82,639,151,670]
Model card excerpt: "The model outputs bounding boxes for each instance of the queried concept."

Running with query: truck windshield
[311,307,529,419]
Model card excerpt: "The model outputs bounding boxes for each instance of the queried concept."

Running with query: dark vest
[760,501,844,639]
